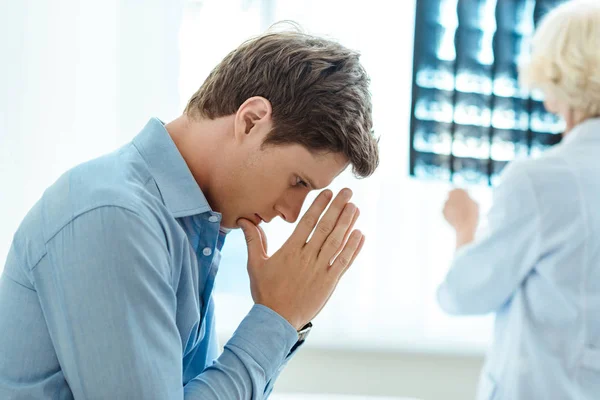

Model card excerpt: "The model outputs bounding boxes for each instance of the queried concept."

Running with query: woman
[438,1,600,399]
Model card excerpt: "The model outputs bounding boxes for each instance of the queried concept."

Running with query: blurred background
[0,1,567,399]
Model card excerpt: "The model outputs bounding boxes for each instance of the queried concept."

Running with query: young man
[0,30,379,399]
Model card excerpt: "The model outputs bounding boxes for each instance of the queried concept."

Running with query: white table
[271,394,420,400]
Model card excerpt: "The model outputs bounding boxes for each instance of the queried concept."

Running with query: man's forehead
[302,153,349,190]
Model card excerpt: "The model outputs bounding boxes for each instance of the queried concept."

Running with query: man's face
[201,96,348,229]
[213,137,348,228]
[217,141,348,229]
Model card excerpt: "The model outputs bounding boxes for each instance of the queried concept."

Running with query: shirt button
[208,215,219,223]
[202,247,213,256]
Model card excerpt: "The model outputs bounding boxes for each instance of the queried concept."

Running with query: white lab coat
[438,118,600,400]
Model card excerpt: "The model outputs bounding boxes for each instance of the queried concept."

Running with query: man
[0,29,379,399]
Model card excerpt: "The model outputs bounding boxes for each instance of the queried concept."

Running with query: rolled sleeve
[185,305,298,399]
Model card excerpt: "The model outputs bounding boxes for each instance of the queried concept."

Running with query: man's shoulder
[22,144,167,248]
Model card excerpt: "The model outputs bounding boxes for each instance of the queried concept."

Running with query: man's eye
[296,177,308,188]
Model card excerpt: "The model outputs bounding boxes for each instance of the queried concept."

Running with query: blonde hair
[519,0,600,119]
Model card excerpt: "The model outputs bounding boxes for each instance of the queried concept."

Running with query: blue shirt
[438,118,600,400]
[0,118,299,399]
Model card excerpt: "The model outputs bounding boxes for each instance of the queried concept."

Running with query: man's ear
[234,96,273,141]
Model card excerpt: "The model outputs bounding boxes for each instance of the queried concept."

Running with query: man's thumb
[237,218,266,264]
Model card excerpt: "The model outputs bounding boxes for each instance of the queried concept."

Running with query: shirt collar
[132,118,213,218]
[562,117,600,145]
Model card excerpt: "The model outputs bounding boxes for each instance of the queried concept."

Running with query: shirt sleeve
[34,206,298,399]
[183,298,304,399]
[183,300,303,399]
[437,161,542,315]
[262,340,305,398]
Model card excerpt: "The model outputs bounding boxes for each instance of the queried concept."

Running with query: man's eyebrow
[302,175,318,190]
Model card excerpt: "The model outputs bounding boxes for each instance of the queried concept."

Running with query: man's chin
[222,220,240,230]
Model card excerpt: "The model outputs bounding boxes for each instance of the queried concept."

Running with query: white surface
[0,0,183,265]
[271,347,482,400]
[272,395,419,400]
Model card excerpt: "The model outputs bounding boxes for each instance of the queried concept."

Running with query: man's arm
[186,304,297,398]
[437,162,542,315]
[36,206,295,399]
[183,301,303,399]
[35,188,362,399]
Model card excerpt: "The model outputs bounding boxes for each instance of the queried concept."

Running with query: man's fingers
[346,233,365,271]
[330,207,360,264]
[317,201,357,263]
[306,188,353,252]
[238,218,267,267]
[287,190,333,247]
[329,230,364,276]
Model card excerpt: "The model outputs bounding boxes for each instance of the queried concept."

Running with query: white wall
[273,347,484,400]
[0,0,183,265]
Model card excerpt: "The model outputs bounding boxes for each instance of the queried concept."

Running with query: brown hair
[184,26,379,178]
